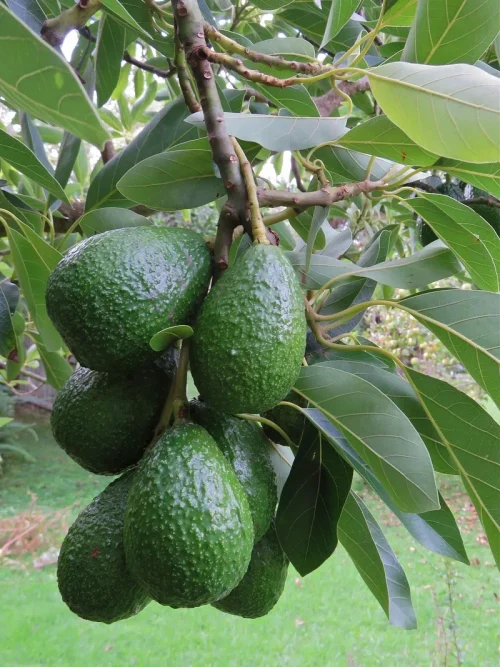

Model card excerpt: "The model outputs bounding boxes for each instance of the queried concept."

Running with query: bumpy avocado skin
[57,472,150,624]
[46,226,211,371]
[51,363,171,475]
[212,522,288,619]
[190,244,306,414]
[190,400,277,542]
[263,391,308,450]
[124,423,254,608]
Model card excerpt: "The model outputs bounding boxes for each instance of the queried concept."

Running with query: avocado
[467,203,500,236]
[51,362,171,475]
[263,391,308,451]
[190,244,306,414]
[212,522,288,619]
[46,226,211,372]
[57,471,150,624]
[124,422,254,608]
[190,400,277,542]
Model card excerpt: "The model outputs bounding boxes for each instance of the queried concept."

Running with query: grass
[0,424,498,666]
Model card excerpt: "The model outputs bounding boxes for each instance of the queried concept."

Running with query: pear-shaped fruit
[46,226,211,371]
[190,400,277,542]
[51,362,172,475]
[124,422,254,608]
[212,522,288,619]
[57,472,150,624]
[190,244,306,414]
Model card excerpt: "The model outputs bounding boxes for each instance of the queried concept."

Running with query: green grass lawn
[0,424,498,666]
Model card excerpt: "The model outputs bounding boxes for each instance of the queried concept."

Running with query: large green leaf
[405,369,500,569]
[117,138,225,210]
[320,359,457,475]
[403,0,500,65]
[313,145,395,184]
[339,492,416,629]
[252,37,316,59]
[289,240,461,290]
[32,332,72,390]
[435,160,500,200]
[5,0,46,33]
[294,364,439,513]
[79,208,152,237]
[337,115,437,166]
[0,280,20,358]
[399,289,500,405]
[96,14,127,108]
[0,127,69,203]
[305,407,469,564]
[409,193,500,291]
[99,0,151,40]
[290,209,326,251]
[250,83,319,117]
[0,5,109,148]
[381,0,418,27]
[276,425,353,576]
[321,0,361,48]
[185,112,346,151]
[367,62,500,164]
[85,98,199,211]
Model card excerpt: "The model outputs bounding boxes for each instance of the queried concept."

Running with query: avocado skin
[467,203,500,236]
[46,226,211,372]
[51,363,170,475]
[124,422,254,608]
[190,244,306,414]
[263,391,308,451]
[190,400,277,542]
[212,522,288,619]
[57,472,150,624]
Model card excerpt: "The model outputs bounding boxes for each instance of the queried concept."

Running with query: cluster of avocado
[46,225,306,624]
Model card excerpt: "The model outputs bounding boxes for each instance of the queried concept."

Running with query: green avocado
[212,522,289,619]
[190,244,306,415]
[46,226,211,372]
[51,362,171,475]
[467,203,500,236]
[263,390,308,451]
[57,471,150,624]
[124,422,254,608]
[190,400,277,542]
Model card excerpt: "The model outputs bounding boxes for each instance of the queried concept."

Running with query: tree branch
[123,51,177,78]
[41,0,101,47]
[314,77,370,116]
[257,179,387,209]
[201,48,299,88]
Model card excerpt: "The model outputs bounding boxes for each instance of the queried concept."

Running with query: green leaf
[117,138,225,210]
[305,407,469,564]
[294,364,439,513]
[32,332,72,390]
[290,209,326,250]
[86,98,199,211]
[49,131,81,205]
[20,111,51,174]
[339,492,416,629]
[399,289,500,406]
[281,4,365,52]
[381,0,417,27]
[275,425,353,576]
[313,145,394,184]
[185,112,346,151]
[321,0,360,48]
[6,227,61,351]
[79,208,152,237]
[321,359,457,475]
[290,240,461,290]
[96,14,127,107]
[402,0,500,65]
[435,160,500,200]
[405,368,500,568]
[409,193,500,291]
[99,0,152,40]
[306,207,328,271]
[337,115,437,166]
[0,5,109,148]
[0,127,69,203]
[5,0,46,34]
[0,280,20,358]
[149,325,194,352]
[252,37,316,59]
[367,62,500,164]
[250,83,319,117]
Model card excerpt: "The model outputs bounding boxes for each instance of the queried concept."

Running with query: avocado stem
[172,340,190,424]
[232,139,269,246]
[236,414,294,451]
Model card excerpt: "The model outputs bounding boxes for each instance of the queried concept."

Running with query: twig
[232,138,268,244]
[314,77,370,116]
[257,178,387,209]
[464,197,500,208]
[291,156,306,192]
[174,36,201,112]
[100,140,115,165]
[123,51,177,78]
[201,49,301,88]
[0,360,46,384]
[40,0,101,47]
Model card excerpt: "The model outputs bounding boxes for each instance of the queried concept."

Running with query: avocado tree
[0,0,499,629]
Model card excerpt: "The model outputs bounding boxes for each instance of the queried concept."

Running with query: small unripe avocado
[51,362,171,475]
[190,244,306,414]
[124,422,254,608]
[57,472,150,624]
[46,226,211,371]
[212,522,289,619]
[190,400,277,542]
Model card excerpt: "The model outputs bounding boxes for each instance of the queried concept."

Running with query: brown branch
[291,156,306,192]
[123,52,177,78]
[172,0,249,276]
[204,23,332,77]
[202,49,302,88]
[257,179,387,209]
[41,0,101,47]
[174,35,201,113]
[314,77,370,116]
[464,197,500,208]
[100,140,115,165]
